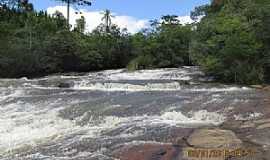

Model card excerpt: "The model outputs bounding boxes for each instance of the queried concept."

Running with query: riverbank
[112,88,270,160]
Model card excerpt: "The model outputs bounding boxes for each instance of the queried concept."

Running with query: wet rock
[254,118,270,124]
[248,129,270,148]
[175,80,191,85]
[250,85,270,91]
[257,123,270,130]
[58,82,73,88]
[113,143,182,160]
[250,85,265,89]
[240,121,255,128]
[187,129,242,148]
[263,85,270,91]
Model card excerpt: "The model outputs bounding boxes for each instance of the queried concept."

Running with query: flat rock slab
[187,129,242,149]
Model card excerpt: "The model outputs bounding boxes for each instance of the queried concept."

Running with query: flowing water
[0,67,261,160]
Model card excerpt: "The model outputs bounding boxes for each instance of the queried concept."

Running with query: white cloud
[177,16,195,24]
[47,6,149,34]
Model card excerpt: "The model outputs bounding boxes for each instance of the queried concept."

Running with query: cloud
[177,16,195,24]
[47,6,149,34]
[46,6,195,34]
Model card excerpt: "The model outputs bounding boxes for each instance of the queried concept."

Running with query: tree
[190,5,209,21]
[101,9,114,33]
[18,0,33,12]
[75,15,86,33]
[0,0,18,8]
[52,10,67,29]
[190,0,268,84]
[161,15,180,25]
[54,0,92,25]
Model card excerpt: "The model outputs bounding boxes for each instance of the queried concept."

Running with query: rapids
[0,67,260,160]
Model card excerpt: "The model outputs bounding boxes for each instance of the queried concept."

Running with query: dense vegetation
[0,1,132,77]
[190,0,270,84]
[0,0,269,84]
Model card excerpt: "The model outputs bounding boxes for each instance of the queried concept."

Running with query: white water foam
[0,98,125,154]
[234,112,262,121]
[78,67,204,81]
[73,80,250,92]
[73,81,182,91]
[105,69,193,81]
[158,110,225,126]
[0,102,80,154]
[0,89,25,102]
[0,88,225,155]
[189,87,250,92]
[98,110,225,137]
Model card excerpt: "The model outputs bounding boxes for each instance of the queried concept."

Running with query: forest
[0,0,269,84]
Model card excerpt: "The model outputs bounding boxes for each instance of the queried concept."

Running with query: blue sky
[29,0,209,19]
[31,0,210,33]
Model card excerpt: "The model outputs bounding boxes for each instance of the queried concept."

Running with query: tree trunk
[67,0,70,26]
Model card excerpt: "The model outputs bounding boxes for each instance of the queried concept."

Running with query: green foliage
[74,16,86,33]
[127,54,155,71]
[191,0,270,84]
[0,6,134,77]
[128,16,193,70]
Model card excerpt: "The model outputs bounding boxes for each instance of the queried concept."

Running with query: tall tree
[54,0,92,25]
[101,9,114,33]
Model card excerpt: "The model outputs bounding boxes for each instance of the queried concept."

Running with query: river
[0,67,269,160]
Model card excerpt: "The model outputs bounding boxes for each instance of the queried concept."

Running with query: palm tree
[101,9,114,33]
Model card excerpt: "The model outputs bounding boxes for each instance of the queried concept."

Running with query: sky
[29,0,210,33]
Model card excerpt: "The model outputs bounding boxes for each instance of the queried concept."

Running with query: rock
[250,85,264,89]
[113,143,182,160]
[254,118,270,124]
[263,86,270,91]
[58,82,73,88]
[249,85,270,91]
[187,129,242,149]
[240,121,255,128]
[257,123,270,130]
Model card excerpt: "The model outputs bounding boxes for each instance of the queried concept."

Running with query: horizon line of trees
[0,0,269,84]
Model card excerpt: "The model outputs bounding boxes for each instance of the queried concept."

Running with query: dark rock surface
[58,82,74,88]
